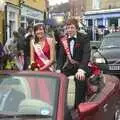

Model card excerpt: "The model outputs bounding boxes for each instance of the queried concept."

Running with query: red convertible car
[0,71,120,120]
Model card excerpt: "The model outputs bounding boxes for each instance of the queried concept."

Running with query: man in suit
[57,18,91,108]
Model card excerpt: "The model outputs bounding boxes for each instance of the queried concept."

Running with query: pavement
[67,76,75,106]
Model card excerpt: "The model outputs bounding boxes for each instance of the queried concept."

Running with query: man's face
[66,24,77,37]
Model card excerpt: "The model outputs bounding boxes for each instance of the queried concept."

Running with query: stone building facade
[84,0,120,28]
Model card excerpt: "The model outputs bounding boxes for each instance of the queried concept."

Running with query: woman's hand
[39,64,48,71]
[75,69,86,80]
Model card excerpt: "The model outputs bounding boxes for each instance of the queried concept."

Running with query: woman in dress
[30,23,55,71]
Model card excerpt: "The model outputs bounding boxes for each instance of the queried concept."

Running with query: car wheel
[114,109,120,120]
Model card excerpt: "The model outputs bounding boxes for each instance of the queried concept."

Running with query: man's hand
[75,69,86,80]
[69,59,79,64]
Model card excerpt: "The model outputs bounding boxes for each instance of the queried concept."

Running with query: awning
[84,11,120,19]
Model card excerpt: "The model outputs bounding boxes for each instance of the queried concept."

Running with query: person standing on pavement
[23,25,34,70]
[57,18,91,108]
[0,42,5,70]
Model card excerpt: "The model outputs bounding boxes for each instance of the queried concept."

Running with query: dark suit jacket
[57,32,91,75]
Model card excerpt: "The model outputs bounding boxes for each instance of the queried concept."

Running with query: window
[88,19,93,27]
[97,18,103,26]
[9,11,16,38]
[92,0,100,9]
[9,20,15,38]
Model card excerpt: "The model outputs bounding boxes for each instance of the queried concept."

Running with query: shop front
[5,3,19,43]
[20,5,44,28]
[84,8,120,28]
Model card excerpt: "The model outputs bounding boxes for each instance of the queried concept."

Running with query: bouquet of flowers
[30,62,40,71]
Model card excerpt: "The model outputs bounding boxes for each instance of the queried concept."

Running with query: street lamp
[18,0,25,27]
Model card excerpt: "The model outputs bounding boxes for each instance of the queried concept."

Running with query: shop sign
[21,6,44,20]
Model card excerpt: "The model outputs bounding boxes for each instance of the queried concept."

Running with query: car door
[88,75,119,120]
[76,75,120,120]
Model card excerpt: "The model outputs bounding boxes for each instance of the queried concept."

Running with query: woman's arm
[30,40,35,64]
[40,37,55,70]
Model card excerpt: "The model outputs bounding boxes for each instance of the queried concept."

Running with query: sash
[60,35,72,61]
[32,40,54,71]
[60,35,79,66]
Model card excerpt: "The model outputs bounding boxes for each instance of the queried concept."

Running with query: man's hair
[66,18,79,29]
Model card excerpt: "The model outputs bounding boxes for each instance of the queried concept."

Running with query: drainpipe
[4,4,7,45]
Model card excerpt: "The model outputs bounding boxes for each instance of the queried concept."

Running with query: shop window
[92,0,100,9]
[109,18,118,28]
[97,18,103,26]
[21,16,25,21]
[35,20,40,24]
[9,11,16,38]
[9,11,15,20]
[88,19,93,27]
[27,18,34,26]
[9,20,15,38]
[21,23,26,29]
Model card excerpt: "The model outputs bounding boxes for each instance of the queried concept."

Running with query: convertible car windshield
[0,74,59,118]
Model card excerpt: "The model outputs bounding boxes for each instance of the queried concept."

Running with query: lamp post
[18,0,25,27]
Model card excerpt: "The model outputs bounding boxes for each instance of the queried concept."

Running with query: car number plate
[109,65,120,70]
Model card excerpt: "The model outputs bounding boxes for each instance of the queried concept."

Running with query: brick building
[0,0,48,43]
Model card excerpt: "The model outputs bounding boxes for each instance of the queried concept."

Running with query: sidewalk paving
[67,76,75,106]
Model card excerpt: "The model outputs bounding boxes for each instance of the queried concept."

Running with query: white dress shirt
[69,35,77,57]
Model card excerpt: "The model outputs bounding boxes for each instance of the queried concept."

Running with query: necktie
[69,37,76,41]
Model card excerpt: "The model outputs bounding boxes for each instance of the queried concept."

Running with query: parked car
[0,71,120,120]
[92,32,120,75]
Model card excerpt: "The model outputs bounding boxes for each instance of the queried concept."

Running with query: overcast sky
[49,0,68,6]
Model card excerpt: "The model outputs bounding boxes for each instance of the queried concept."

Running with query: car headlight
[95,58,106,63]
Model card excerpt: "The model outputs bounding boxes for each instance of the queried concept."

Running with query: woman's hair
[34,23,45,32]
[66,18,79,30]
[34,23,45,43]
